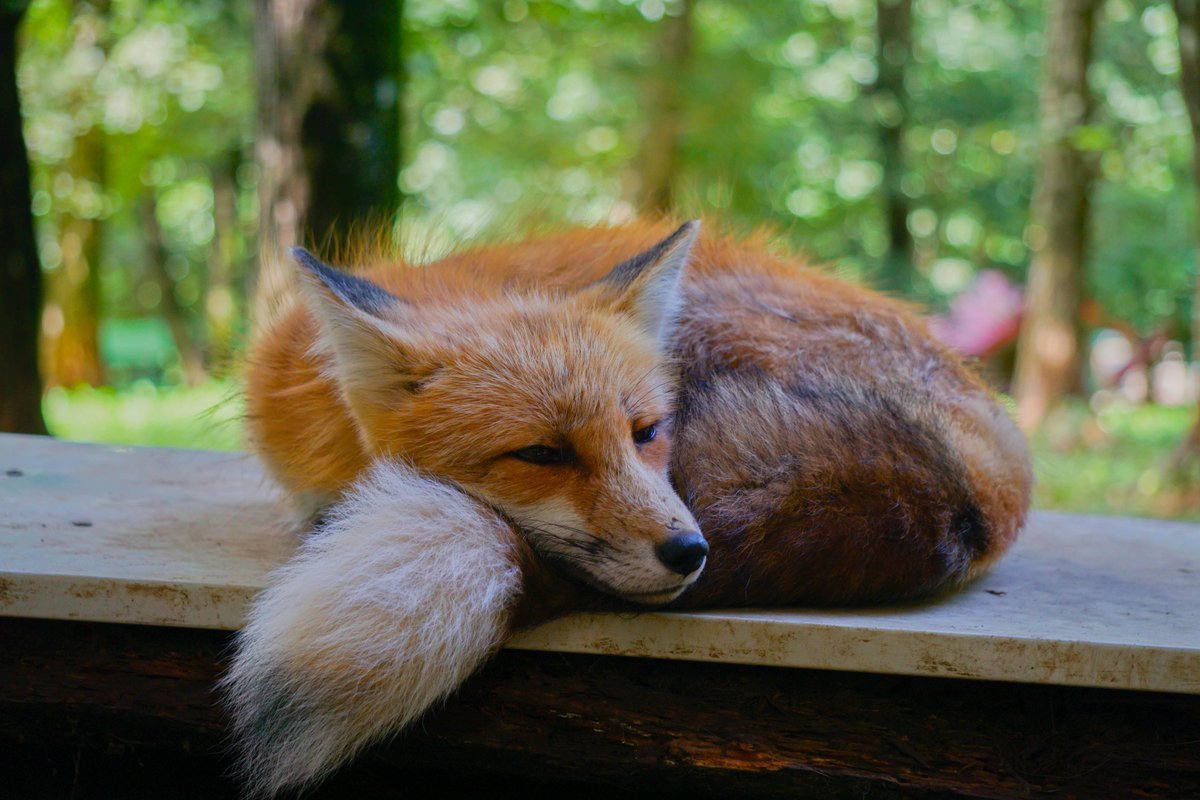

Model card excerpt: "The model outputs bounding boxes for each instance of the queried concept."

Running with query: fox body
[229,220,1032,794]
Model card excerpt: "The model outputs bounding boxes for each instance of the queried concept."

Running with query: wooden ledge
[5,617,1198,799]
[1,433,1197,694]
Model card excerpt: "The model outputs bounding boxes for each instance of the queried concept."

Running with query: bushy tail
[221,461,523,797]
[671,372,1032,606]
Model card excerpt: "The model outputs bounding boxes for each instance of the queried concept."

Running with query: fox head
[293,222,707,605]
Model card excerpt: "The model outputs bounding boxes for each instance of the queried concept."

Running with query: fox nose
[656,531,709,575]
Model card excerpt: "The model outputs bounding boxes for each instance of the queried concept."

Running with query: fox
[225,219,1032,795]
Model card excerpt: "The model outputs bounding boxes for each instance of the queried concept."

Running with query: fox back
[246,219,1031,611]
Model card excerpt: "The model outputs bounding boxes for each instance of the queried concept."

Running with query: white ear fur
[290,248,429,417]
[604,220,699,348]
[221,460,523,797]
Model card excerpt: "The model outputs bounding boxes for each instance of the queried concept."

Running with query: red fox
[225,219,1032,795]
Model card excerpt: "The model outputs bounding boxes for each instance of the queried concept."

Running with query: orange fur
[246,219,1032,615]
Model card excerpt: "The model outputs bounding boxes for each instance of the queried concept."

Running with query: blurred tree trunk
[42,124,105,388]
[140,199,207,386]
[0,2,47,434]
[1012,0,1098,431]
[207,150,242,373]
[638,0,692,214]
[872,0,913,293]
[41,2,108,389]
[253,0,401,323]
[1176,0,1200,360]
[1171,0,1200,462]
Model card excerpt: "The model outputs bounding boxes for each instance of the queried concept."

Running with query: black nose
[656,531,709,575]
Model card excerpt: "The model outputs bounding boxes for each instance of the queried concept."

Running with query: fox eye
[633,423,658,445]
[510,445,569,466]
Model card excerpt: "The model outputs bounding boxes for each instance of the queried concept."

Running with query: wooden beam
[2,618,1196,799]
[4,434,1199,695]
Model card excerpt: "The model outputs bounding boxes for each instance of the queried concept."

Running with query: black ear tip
[290,246,327,276]
[668,219,701,248]
[290,247,399,315]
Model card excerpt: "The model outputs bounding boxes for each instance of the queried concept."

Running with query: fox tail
[221,461,523,796]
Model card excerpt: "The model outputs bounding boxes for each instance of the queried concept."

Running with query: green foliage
[43,380,243,450]
[1088,1,1195,335]
[1031,399,1199,519]
[19,0,255,379]
[100,316,176,375]
[18,0,1197,354]
[402,0,1195,318]
[16,0,1200,520]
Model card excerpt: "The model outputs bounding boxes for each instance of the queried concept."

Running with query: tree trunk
[872,0,914,293]
[41,2,109,389]
[0,3,47,434]
[140,199,207,386]
[1011,0,1098,431]
[252,0,401,323]
[1178,1,1200,356]
[42,124,106,388]
[207,150,242,374]
[1171,0,1200,465]
[638,0,692,214]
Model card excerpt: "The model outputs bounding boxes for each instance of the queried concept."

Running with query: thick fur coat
[227,220,1032,794]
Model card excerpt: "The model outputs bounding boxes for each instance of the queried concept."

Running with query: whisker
[628,377,678,415]
[520,518,607,543]
[519,521,610,560]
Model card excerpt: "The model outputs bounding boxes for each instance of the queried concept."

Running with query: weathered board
[1,433,1198,693]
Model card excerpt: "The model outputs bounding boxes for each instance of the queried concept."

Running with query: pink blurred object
[929,270,1023,358]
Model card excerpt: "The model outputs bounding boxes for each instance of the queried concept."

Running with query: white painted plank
[1,433,1197,693]
[0,435,293,629]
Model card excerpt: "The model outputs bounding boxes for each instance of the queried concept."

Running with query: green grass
[44,380,244,452]
[1030,400,1199,520]
[40,382,1200,520]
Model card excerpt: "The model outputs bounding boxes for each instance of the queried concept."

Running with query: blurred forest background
[3,0,1200,519]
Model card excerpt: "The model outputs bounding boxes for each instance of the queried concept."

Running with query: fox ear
[599,220,699,348]
[292,248,433,423]
[292,247,401,319]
